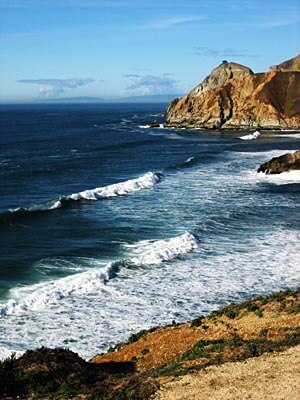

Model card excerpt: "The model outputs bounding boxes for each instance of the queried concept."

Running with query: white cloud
[125,74,179,95]
[0,0,179,8]
[17,78,94,97]
[135,15,208,30]
[195,47,258,59]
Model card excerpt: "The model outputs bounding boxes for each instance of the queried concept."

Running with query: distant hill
[34,94,183,104]
[114,94,184,103]
[36,96,106,104]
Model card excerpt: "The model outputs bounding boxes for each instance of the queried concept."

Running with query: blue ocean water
[0,103,299,360]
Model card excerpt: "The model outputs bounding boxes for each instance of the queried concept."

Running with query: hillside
[1,288,299,399]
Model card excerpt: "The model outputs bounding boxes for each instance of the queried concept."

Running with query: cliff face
[165,55,300,129]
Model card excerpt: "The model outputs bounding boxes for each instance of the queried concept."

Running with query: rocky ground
[0,288,299,399]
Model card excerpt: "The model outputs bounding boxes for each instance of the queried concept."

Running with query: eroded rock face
[257,150,300,174]
[188,61,254,97]
[165,55,300,130]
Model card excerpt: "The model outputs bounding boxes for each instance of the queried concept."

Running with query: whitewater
[0,103,299,360]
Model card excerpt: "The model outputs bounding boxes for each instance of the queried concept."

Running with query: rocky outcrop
[270,55,300,72]
[257,150,300,174]
[165,55,300,130]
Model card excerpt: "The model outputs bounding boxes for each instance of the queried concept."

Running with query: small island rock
[257,150,300,174]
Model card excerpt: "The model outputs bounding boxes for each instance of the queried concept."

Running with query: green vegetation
[288,304,300,314]
[152,322,300,378]
[255,309,264,318]
[205,288,300,322]
[190,315,204,328]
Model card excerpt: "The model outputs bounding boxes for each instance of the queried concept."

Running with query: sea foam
[254,170,300,184]
[0,232,199,317]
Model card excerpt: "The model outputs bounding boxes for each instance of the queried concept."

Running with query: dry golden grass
[154,345,300,400]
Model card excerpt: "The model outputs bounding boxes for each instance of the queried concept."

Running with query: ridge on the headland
[165,55,300,130]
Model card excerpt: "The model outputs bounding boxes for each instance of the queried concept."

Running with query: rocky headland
[1,288,299,399]
[258,149,300,174]
[165,55,300,130]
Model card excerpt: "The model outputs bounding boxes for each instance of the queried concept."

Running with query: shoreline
[1,287,299,399]
[163,124,300,132]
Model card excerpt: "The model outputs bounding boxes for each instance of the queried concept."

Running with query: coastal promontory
[165,55,300,130]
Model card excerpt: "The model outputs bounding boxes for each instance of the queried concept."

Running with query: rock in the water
[257,150,300,174]
[165,55,300,130]
[149,121,160,128]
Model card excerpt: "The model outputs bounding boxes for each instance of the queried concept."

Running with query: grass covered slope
[1,288,299,399]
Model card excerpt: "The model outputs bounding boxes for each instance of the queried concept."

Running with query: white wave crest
[10,199,62,213]
[124,231,200,265]
[68,172,161,201]
[0,232,199,317]
[7,172,161,214]
[239,130,260,140]
[0,262,115,317]
[184,157,195,164]
[138,124,164,129]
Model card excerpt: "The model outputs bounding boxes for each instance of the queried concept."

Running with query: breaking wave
[1,172,162,223]
[138,123,164,129]
[65,171,161,201]
[124,231,200,265]
[0,232,199,317]
[239,130,260,140]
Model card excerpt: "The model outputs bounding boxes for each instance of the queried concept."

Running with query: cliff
[165,55,300,130]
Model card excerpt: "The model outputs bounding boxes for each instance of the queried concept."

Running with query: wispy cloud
[17,78,94,97]
[0,0,178,8]
[195,47,258,59]
[135,15,208,30]
[125,74,179,95]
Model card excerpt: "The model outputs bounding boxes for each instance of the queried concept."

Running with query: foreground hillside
[1,288,299,399]
[165,55,300,130]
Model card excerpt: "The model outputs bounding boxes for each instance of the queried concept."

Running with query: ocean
[0,103,299,360]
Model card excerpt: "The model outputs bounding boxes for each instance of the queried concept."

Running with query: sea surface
[0,103,299,360]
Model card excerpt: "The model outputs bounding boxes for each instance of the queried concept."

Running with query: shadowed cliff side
[165,55,300,130]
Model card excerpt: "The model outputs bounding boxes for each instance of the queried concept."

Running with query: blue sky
[0,0,299,102]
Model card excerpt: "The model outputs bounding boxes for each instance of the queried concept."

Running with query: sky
[0,0,299,102]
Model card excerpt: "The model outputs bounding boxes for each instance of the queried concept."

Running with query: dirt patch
[154,344,300,400]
